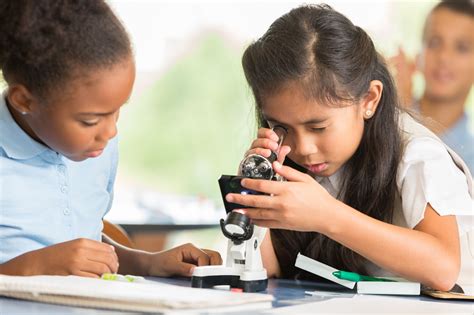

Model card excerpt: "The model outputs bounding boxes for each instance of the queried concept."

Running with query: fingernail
[110,245,115,251]
[189,266,195,275]
[274,161,282,169]
[226,194,234,202]
[271,133,279,142]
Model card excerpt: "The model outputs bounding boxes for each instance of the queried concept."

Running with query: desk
[1,277,472,314]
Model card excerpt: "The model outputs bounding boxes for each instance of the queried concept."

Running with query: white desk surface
[1,276,472,314]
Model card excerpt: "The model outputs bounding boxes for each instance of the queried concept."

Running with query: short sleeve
[397,137,473,234]
[103,135,119,217]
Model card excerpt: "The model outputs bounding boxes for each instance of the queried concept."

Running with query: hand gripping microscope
[191,126,287,292]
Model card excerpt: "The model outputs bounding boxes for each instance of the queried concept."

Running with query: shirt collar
[314,165,344,192]
[0,93,49,160]
[441,113,469,143]
[413,99,470,137]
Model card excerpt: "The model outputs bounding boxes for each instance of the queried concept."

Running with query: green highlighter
[332,270,396,282]
[101,273,145,283]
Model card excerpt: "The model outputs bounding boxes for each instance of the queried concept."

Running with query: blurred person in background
[390,0,474,174]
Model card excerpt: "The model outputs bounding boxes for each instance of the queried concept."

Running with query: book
[295,253,420,295]
[0,275,273,313]
[421,287,474,300]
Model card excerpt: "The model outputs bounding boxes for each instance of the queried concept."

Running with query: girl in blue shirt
[0,0,221,278]
[226,4,473,291]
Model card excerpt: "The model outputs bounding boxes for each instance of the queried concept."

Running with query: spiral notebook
[0,275,272,313]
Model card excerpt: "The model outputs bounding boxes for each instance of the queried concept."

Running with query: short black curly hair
[434,0,474,16]
[0,0,132,101]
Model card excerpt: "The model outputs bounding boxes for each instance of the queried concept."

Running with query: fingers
[79,259,116,277]
[257,128,280,141]
[226,192,275,209]
[241,208,276,221]
[83,239,119,273]
[273,161,311,182]
[179,244,212,267]
[65,239,119,276]
[245,147,273,159]
[239,178,282,195]
[172,262,198,277]
[202,249,223,265]
[75,271,101,278]
[245,128,281,158]
[247,138,277,159]
[172,245,222,276]
[73,238,116,254]
[87,249,119,274]
[251,138,279,151]
[277,145,291,164]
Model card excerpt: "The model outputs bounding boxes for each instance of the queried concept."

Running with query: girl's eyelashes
[80,120,99,127]
[311,127,326,132]
[267,121,288,130]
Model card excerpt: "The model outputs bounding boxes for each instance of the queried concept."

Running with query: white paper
[461,285,474,296]
[295,253,356,289]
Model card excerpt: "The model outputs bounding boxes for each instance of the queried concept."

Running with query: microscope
[191,126,287,292]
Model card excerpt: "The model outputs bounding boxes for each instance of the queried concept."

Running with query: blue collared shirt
[0,96,118,264]
[439,113,474,175]
[412,100,474,175]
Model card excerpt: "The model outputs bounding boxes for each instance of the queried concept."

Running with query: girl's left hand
[226,161,337,233]
[148,243,222,277]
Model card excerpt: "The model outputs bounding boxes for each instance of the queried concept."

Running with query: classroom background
[47,0,474,254]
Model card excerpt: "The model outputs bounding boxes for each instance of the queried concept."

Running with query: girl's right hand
[0,238,119,277]
[245,127,291,164]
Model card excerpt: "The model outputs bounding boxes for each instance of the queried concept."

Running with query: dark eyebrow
[77,98,129,117]
[77,111,115,117]
[264,115,328,125]
[301,118,328,124]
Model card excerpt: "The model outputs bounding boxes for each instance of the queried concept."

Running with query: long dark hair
[242,4,403,279]
[0,0,132,102]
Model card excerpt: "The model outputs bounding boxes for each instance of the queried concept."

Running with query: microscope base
[239,278,268,292]
[191,266,268,292]
[191,274,239,288]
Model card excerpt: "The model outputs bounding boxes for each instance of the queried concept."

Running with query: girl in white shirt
[225,4,473,291]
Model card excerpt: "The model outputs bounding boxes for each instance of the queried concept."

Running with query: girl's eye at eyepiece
[81,121,99,127]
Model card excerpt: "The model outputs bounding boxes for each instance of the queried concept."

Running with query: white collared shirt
[312,113,473,284]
